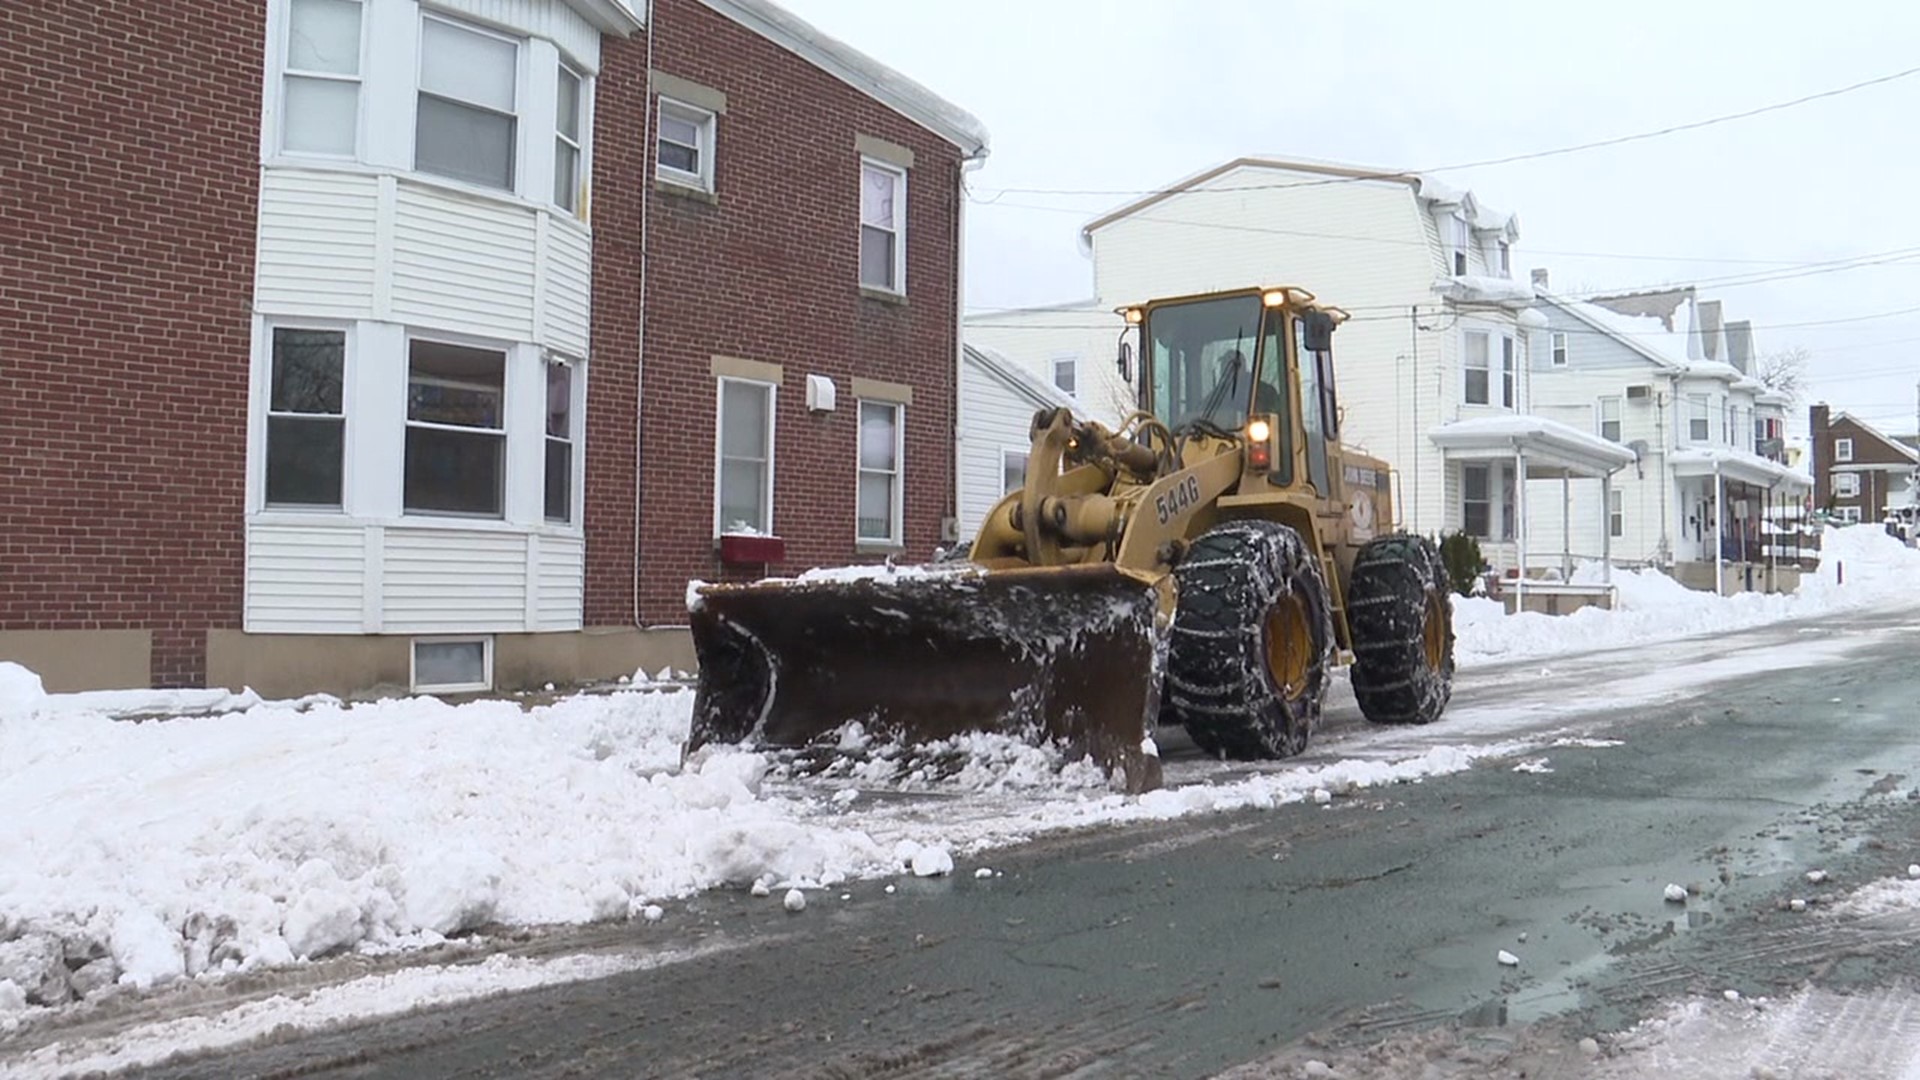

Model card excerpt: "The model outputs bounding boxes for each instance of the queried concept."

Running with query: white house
[1052,155,1626,568]
[963,301,1133,427]
[1525,281,1811,592]
[955,343,1087,541]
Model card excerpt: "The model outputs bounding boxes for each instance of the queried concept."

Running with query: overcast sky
[775,0,1920,436]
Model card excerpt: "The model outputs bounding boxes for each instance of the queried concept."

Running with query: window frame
[553,63,588,215]
[1609,488,1624,539]
[1500,335,1516,409]
[858,157,908,294]
[1051,352,1078,396]
[413,11,523,193]
[1497,239,1511,275]
[713,376,776,537]
[855,398,905,546]
[1462,463,1492,539]
[1835,437,1854,463]
[410,636,494,694]
[542,355,580,525]
[1687,394,1711,443]
[1001,447,1028,496]
[1463,330,1491,405]
[1836,506,1863,524]
[1834,472,1860,498]
[1447,213,1469,276]
[656,96,715,192]
[262,322,350,511]
[1598,396,1622,443]
[1551,331,1568,366]
[279,0,366,159]
[402,335,509,520]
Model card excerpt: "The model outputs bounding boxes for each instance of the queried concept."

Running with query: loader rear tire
[1164,520,1333,759]
[1348,534,1455,726]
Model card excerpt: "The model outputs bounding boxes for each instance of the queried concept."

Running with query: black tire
[1163,520,1333,759]
[1347,534,1455,725]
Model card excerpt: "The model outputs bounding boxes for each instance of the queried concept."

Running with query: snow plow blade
[686,564,1166,793]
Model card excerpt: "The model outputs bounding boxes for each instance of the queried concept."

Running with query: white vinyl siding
[244,524,367,632]
[385,528,532,630]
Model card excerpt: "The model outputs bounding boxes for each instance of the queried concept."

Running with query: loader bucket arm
[687,563,1167,792]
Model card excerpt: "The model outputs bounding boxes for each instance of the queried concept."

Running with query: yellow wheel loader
[685,285,1456,792]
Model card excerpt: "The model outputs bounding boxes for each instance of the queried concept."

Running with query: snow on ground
[1454,524,1920,664]
[3,525,1920,1047]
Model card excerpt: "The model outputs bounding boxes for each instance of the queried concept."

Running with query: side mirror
[1116,340,1134,384]
[1303,310,1336,353]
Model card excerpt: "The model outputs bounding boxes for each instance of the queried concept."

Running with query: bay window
[1688,395,1710,442]
[544,359,575,523]
[282,0,362,156]
[554,66,584,213]
[1500,336,1516,408]
[266,327,347,506]
[1464,332,1490,405]
[404,339,506,516]
[415,15,519,191]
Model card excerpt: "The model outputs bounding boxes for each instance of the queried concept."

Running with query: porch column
[1561,474,1572,579]
[1714,463,1725,596]
[1601,472,1613,584]
[1515,449,1528,598]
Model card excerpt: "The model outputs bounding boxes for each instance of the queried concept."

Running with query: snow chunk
[1664,883,1688,903]
[1311,788,1333,805]
[111,908,186,991]
[639,905,664,922]
[783,889,807,913]
[0,661,47,718]
[1497,949,1520,966]
[973,867,993,879]
[911,847,955,878]
[1806,869,1828,884]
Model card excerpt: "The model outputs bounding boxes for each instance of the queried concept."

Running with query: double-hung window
[1052,353,1078,395]
[860,160,906,293]
[1462,464,1491,538]
[716,379,774,534]
[1609,489,1624,539]
[1448,214,1469,276]
[1835,437,1854,463]
[1834,473,1860,498]
[1551,332,1568,366]
[1599,397,1622,442]
[1464,331,1491,405]
[544,359,575,523]
[657,99,715,191]
[1688,395,1710,442]
[857,401,903,544]
[1500,336,1516,408]
[554,66,584,213]
[404,340,506,516]
[1002,449,1027,495]
[265,327,346,506]
[416,15,519,191]
[282,0,362,156]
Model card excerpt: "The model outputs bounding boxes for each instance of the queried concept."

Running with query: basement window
[412,637,492,693]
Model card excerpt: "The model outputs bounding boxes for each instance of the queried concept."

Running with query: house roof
[1831,411,1920,464]
[1427,414,1637,477]
[571,0,645,34]
[1669,447,1813,492]
[701,0,989,157]
[1076,154,1517,246]
[1538,291,1693,373]
[963,343,1088,419]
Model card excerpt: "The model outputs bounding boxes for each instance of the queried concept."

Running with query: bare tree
[1757,345,1809,402]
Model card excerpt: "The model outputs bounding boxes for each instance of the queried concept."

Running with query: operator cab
[1117,286,1343,495]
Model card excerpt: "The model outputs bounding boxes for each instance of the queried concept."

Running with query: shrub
[1436,531,1487,597]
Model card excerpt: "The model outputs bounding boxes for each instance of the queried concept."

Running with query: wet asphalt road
[122,606,1920,1077]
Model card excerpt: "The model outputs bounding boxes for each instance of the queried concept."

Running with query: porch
[1668,448,1814,596]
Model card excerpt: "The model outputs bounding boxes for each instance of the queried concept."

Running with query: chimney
[1697,300,1723,361]
[1725,321,1754,375]
[1530,267,1549,290]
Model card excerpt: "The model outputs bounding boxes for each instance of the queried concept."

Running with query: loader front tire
[1164,520,1333,759]
[1348,534,1455,726]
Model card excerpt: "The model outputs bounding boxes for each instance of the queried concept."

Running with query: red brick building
[0,0,987,694]
[1809,404,1918,525]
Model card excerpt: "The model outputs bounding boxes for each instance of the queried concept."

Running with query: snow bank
[0,662,45,718]
[1455,525,1920,664]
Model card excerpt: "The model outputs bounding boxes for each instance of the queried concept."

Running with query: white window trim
[1551,331,1568,366]
[1001,446,1028,495]
[714,376,776,537]
[1462,462,1492,539]
[657,96,715,192]
[554,63,591,215]
[1463,329,1491,406]
[254,318,354,516]
[1835,437,1854,463]
[1051,352,1079,396]
[403,333,510,521]
[1687,394,1711,443]
[1834,472,1860,498]
[277,0,366,160]
[859,156,907,295]
[1609,488,1624,539]
[543,354,584,525]
[1836,506,1862,524]
[411,635,494,693]
[413,11,525,195]
[856,398,905,546]
[1598,396,1622,443]
[1447,213,1469,276]
[1499,335,1516,409]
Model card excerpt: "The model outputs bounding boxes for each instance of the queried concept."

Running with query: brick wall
[630,0,964,624]
[0,1,263,685]
[582,32,647,627]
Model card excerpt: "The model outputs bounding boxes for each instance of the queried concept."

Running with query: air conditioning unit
[1625,384,1652,401]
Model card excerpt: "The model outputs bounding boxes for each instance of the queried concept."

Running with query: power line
[972,64,1920,200]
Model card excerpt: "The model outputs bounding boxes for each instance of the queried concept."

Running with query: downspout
[1713,460,1724,596]
[632,0,657,627]
[954,151,987,552]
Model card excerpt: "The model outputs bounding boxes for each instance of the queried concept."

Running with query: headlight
[1247,419,1272,443]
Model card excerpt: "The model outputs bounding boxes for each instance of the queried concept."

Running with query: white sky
[772,0,1920,436]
